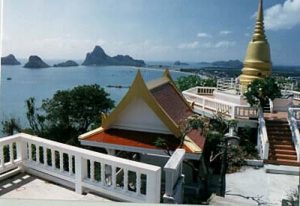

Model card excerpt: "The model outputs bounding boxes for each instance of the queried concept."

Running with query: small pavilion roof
[79,69,205,156]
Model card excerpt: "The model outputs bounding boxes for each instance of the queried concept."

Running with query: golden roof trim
[101,70,182,137]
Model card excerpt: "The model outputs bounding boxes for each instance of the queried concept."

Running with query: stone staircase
[265,120,299,166]
[263,102,271,113]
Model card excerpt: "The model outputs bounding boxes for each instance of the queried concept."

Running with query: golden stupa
[239,0,272,89]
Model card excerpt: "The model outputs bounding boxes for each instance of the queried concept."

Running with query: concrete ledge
[265,164,300,176]
[0,167,21,181]
[245,159,264,167]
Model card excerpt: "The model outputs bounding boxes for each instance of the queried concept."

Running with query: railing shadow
[0,173,35,196]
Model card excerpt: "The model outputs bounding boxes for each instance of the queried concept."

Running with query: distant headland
[82,46,145,67]
[1,54,21,65]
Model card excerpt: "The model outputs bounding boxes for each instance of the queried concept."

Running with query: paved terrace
[1,166,298,206]
[0,173,112,201]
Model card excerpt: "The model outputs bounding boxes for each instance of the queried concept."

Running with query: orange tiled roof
[84,128,197,153]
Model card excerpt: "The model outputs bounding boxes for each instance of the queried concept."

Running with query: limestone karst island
[0,0,300,205]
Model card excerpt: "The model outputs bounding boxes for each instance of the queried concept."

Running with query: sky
[1,0,300,65]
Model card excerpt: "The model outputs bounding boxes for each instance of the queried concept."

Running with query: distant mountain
[1,54,21,65]
[24,56,50,68]
[54,60,78,67]
[211,60,243,68]
[82,46,145,67]
[174,61,189,66]
[197,60,243,68]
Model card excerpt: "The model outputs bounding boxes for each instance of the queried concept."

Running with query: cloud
[197,32,211,38]
[178,41,199,49]
[219,30,232,35]
[214,41,236,48]
[244,32,250,37]
[264,0,300,30]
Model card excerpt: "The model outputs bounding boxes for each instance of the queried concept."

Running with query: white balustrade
[284,90,300,101]
[257,108,269,160]
[235,106,258,118]
[183,88,258,119]
[288,107,300,161]
[217,78,241,94]
[0,133,161,203]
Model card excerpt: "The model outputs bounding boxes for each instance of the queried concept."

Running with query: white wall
[112,96,172,134]
[213,91,247,105]
[273,97,292,112]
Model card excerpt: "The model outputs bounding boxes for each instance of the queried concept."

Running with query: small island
[174,61,189,66]
[53,60,79,67]
[24,55,50,68]
[82,45,145,67]
[1,54,21,65]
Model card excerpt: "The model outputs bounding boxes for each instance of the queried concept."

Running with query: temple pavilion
[79,70,205,161]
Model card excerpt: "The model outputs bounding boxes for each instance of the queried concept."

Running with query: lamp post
[219,127,240,197]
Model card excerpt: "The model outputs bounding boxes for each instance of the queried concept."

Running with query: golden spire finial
[252,0,266,41]
[239,0,272,91]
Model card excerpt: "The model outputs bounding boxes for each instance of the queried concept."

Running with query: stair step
[267,131,291,134]
[274,154,297,160]
[270,141,294,145]
[273,145,295,150]
[269,141,293,145]
[266,125,289,127]
[268,136,292,140]
[264,159,300,167]
[274,149,297,155]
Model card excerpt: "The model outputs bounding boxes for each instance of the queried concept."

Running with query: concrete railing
[285,90,300,101]
[183,90,258,119]
[288,108,300,161]
[234,106,258,119]
[217,78,241,95]
[163,149,185,204]
[257,108,269,160]
[0,133,161,203]
[184,86,216,95]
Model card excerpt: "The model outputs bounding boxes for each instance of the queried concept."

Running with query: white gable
[111,96,172,134]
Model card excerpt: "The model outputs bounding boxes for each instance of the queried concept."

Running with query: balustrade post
[136,171,141,195]
[99,163,104,185]
[90,160,95,181]
[28,143,32,161]
[43,146,47,166]
[231,106,236,119]
[112,165,116,188]
[123,168,128,191]
[9,143,14,164]
[68,154,72,175]
[17,138,28,172]
[59,152,63,172]
[146,168,161,203]
[0,145,4,168]
[51,149,55,169]
[75,154,83,194]
[36,145,40,164]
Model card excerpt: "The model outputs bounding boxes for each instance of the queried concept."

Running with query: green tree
[1,118,22,135]
[243,77,281,107]
[24,84,114,144]
[176,75,217,91]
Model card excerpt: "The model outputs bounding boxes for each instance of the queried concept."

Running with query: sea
[0,60,191,133]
